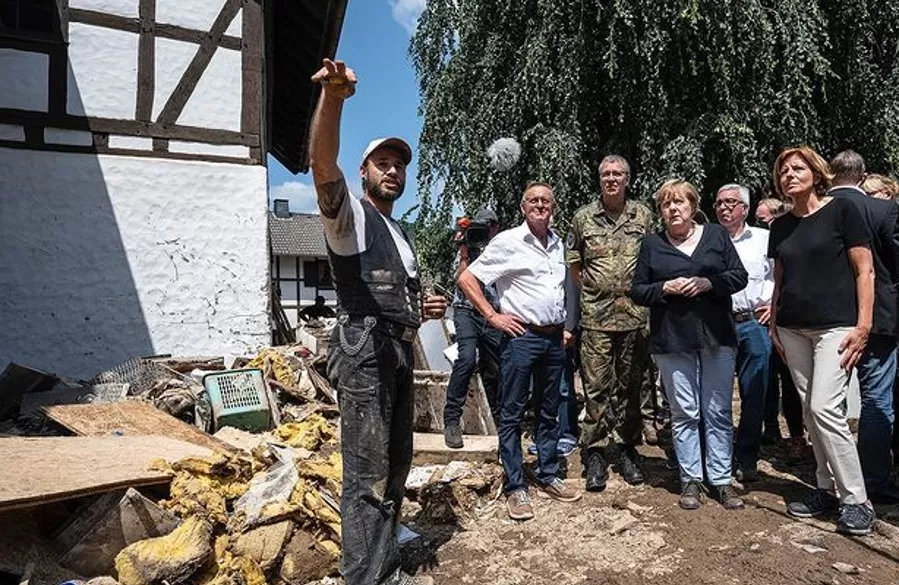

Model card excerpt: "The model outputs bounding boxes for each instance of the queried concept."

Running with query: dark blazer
[630,223,748,355]
[830,186,899,338]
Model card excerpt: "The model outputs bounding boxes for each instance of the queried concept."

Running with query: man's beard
[363,177,404,202]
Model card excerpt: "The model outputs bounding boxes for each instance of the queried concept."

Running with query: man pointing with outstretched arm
[308,58,446,585]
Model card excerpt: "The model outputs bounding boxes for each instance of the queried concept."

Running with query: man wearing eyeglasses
[568,155,653,491]
[714,184,773,483]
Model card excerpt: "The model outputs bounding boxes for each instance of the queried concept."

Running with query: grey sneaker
[540,477,582,502]
[715,484,745,510]
[787,489,839,518]
[837,502,875,536]
[506,489,535,520]
[444,423,463,449]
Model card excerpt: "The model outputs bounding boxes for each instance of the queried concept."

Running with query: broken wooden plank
[0,436,211,512]
[55,488,179,576]
[412,432,497,465]
[42,400,233,452]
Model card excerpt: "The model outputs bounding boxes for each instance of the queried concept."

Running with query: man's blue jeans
[856,334,897,494]
[558,343,580,445]
[734,319,771,469]
[654,346,737,486]
[444,306,503,426]
[499,329,565,493]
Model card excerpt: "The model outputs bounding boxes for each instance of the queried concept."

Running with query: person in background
[862,174,899,201]
[298,295,336,322]
[308,58,446,585]
[458,182,582,521]
[755,198,789,225]
[568,155,654,492]
[755,197,808,460]
[631,179,748,511]
[443,209,503,449]
[829,150,899,504]
[714,184,773,483]
[768,146,875,536]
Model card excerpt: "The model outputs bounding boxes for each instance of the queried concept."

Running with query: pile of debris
[0,339,499,585]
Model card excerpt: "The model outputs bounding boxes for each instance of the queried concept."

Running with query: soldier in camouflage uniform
[568,155,653,491]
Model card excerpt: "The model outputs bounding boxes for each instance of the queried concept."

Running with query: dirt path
[410,443,899,585]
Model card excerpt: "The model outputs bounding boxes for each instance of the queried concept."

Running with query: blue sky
[267,0,426,219]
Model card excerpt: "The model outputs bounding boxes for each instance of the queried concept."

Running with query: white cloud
[270,180,319,214]
[389,0,425,34]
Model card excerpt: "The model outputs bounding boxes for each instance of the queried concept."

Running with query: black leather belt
[732,310,755,323]
[342,316,418,343]
[376,319,418,342]
[527,323,564,336]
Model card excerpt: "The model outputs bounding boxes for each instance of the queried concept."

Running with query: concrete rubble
[0,324,499,585]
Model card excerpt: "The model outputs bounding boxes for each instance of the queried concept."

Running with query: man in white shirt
[714,183,774,482]
[308,58,446,585]
[458,182,582,521]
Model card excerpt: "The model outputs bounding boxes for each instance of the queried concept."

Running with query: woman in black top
[631,179,748,511]
[768,146,875,535]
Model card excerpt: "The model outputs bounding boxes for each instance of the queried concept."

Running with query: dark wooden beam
[67,8,241,51]
[0,109,261,146]
[47,43,68,115]
[155,0,243,125]
[241,0,263,137]
[152,137,169,152]
[136,0,156,121]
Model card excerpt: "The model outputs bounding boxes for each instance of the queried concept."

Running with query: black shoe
[786,489,839,518]
[617,445,645,485]
[837,503,875,536]
[583,448,608,492]
[715,484,745,510]
[444,423,463,449]
[679,480,703,510]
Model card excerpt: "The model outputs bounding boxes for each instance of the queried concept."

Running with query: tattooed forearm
[317,179,347,219]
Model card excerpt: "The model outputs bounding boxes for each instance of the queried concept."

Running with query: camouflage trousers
[580,328,649,450]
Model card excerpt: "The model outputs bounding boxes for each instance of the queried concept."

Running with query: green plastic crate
[202,368,272,432]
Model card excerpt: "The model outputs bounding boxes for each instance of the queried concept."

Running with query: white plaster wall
[0,124,25,141]
[67,24,139,119]
[0,49,49,112]
[225,8,242,38]
[69,0,139,18]
[153,38,195,122]
[0,147,270,378]
[178,47,242,131]
[156,0,224,32]
[169,141,248,158]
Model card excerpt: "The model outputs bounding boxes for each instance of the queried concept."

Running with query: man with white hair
[714,183,773,482]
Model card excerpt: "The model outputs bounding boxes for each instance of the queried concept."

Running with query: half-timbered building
[0,0,348,377]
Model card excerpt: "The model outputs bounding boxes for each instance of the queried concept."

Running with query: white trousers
[778,326,867,504]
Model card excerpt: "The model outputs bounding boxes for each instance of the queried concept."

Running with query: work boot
[540,477,582,502]
[679,480,703,510]
[786,488,839,518]
[506,489,535,520]
[583,448,608,492]
[444,423,463,449]
[837,502,875,536]
[616,444,645,485]
[714,484,744,510]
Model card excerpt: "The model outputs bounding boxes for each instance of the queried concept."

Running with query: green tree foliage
[409,0,899,282]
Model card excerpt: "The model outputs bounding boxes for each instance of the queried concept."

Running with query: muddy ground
[408,440,899,585]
